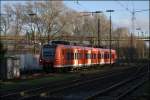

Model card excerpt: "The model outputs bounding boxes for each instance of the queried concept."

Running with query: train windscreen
[42,45,55,60]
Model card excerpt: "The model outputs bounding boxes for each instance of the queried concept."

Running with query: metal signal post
[106,10,114,64]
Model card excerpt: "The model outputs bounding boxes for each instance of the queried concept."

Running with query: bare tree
[1,4,13,35]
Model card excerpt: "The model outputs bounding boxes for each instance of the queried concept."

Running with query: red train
[39,41,117,72]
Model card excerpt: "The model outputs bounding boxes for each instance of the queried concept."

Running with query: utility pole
[117,30,120,60]
[130,9,149,62]
[95,11,103,47]
[106,10,114,65]
[28,13,36,54]
[136,27,141,59]
[97,18,100,47]
[0,27,2,37]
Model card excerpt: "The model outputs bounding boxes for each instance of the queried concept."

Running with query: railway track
[21,65,146,100]
[0,66,138,100]
[86,72,147,100]
[1,64,147,100]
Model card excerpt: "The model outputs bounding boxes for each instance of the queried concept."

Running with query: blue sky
[64,1,149,35]
[1,0,149,36]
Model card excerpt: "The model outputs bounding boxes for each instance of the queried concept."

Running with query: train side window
[97,54,99,59]
[79,53,82,59]
[71,52,74,59]
[106,54,108,59]
[100,54,102,59]
[75,53,77,59]
[80,53,82,59]
[86,53,91,59]
[94,54,96,59]
[93,54,94,59]
[66,52,70,60]
[108,54,111,58]
[98,54,100,59]
[85,53,88,59]
[89,54,91,59]
[77,53,79,59]
[104,54,106,59]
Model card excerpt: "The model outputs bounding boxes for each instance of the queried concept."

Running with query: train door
[66,48,72,66]
[84,48,88,66]
[100,51,105,64]
[95,49,99,65]
[78,49,83,67]
[91,49,96,65]
[98,49,101,64]
[92,50,95,64]
[111,50,116,64]
[61,48,65,67]
[104,50,110,64]
[73,48,78,67]
[87,49,91,66]
[70,48,74,66]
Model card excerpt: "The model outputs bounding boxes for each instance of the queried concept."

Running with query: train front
[39,44,56,72]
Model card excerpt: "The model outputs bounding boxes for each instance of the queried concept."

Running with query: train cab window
[42,46,55,60]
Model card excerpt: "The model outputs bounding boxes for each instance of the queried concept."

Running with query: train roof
[43,43,116,52]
